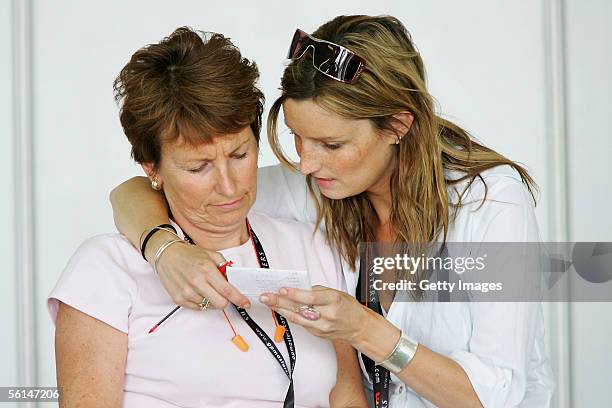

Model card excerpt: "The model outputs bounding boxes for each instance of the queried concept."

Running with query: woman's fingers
[279,286,342,306]
[192,285,231,310]
[259,286,342,314]
[199,263,251,309]
[155,272,196,309]
[205,250,228,267]
[259,292,301,311]
[261,286,366,343]
[159,271,220,310]
[273,307,320,328]
[153,242,250,309]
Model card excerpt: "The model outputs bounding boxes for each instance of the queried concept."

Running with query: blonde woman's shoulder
[446,165,539,242]
[447,165,533,208]
[247,210,319,240]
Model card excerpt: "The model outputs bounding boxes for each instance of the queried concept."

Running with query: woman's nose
[216,168,238,196]
[299,148,321,176]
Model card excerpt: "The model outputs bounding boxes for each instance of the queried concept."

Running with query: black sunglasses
[287,29,366,84]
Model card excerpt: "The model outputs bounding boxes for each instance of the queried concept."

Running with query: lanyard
[185,220,296,408]
[356,244,451,407]
[356,244,390,408]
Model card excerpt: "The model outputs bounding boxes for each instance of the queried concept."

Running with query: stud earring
[151,176,162,191]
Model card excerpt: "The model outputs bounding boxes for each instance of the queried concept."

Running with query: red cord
[222,310,237,336]
[271,310,279,326]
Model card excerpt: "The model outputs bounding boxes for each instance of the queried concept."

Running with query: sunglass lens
[340,55,362,82]
[288,29,308,59]
[313,45,362,82]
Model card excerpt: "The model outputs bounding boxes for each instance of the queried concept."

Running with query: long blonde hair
[268,15,537,269]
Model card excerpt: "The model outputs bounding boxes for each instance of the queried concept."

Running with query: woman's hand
[110,176,250,311]
[259,286,367,343]
[155,241,251,310]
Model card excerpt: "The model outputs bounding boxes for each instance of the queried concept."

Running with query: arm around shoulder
[109,175,171,252]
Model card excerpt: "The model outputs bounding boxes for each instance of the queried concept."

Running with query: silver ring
[198,297,211,311]
[298,305,320,321]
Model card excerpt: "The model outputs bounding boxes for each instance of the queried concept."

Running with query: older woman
[48,27,366,408]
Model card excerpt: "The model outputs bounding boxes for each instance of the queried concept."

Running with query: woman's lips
[214,196,244,210]
[315,177,335,188]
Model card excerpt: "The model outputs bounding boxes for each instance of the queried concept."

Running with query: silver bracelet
[377,331,419,374]
[152,239,185,274]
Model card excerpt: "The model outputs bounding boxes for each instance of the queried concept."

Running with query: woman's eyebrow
[180,138,250,163]
[318,135,346,142]
[297,132,346,142]
[180,157,211,164]
[228,138,249,154]
[284,123,344,142]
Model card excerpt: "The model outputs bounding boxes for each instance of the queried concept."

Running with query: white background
[2,0,611,407]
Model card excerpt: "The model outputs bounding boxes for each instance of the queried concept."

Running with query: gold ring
[198,297,211,311]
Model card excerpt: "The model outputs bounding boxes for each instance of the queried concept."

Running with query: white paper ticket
[225,267,312,297]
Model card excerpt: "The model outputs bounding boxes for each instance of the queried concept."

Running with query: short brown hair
[113,27,264,168]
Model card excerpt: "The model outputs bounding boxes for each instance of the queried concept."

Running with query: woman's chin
[319,188,352,200]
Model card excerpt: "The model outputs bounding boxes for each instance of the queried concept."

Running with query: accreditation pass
[226,267,312,297]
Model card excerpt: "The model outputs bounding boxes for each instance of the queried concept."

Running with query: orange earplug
[231,334,249,352]
[274,325,286,343]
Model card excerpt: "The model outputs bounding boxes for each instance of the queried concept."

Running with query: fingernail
[259,295,269,303]
[244,302,251,309]
[279,288,288,296]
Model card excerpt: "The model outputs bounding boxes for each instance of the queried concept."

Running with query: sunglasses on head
[287,29,366,84]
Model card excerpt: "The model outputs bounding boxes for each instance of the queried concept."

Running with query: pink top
[48,211,346,407]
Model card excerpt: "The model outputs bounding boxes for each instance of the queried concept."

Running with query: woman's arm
[109,176,171,261]
[329,340,368,408]
[262,288,483,408]
[109,177,250,310]
[353,309,483,408]
[55,302,127,407]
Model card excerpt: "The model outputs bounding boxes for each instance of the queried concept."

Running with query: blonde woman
[109,16,554,407]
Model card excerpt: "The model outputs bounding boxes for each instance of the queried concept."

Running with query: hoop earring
[151,176,162,191]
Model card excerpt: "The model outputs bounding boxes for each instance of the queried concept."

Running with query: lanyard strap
[356,244,451,407]
[233,306,295,408]
[357,244,390,408]
[240,220,296,408]
[183,220,296,408]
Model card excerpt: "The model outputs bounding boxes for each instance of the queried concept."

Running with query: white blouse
[252,164,554,408]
